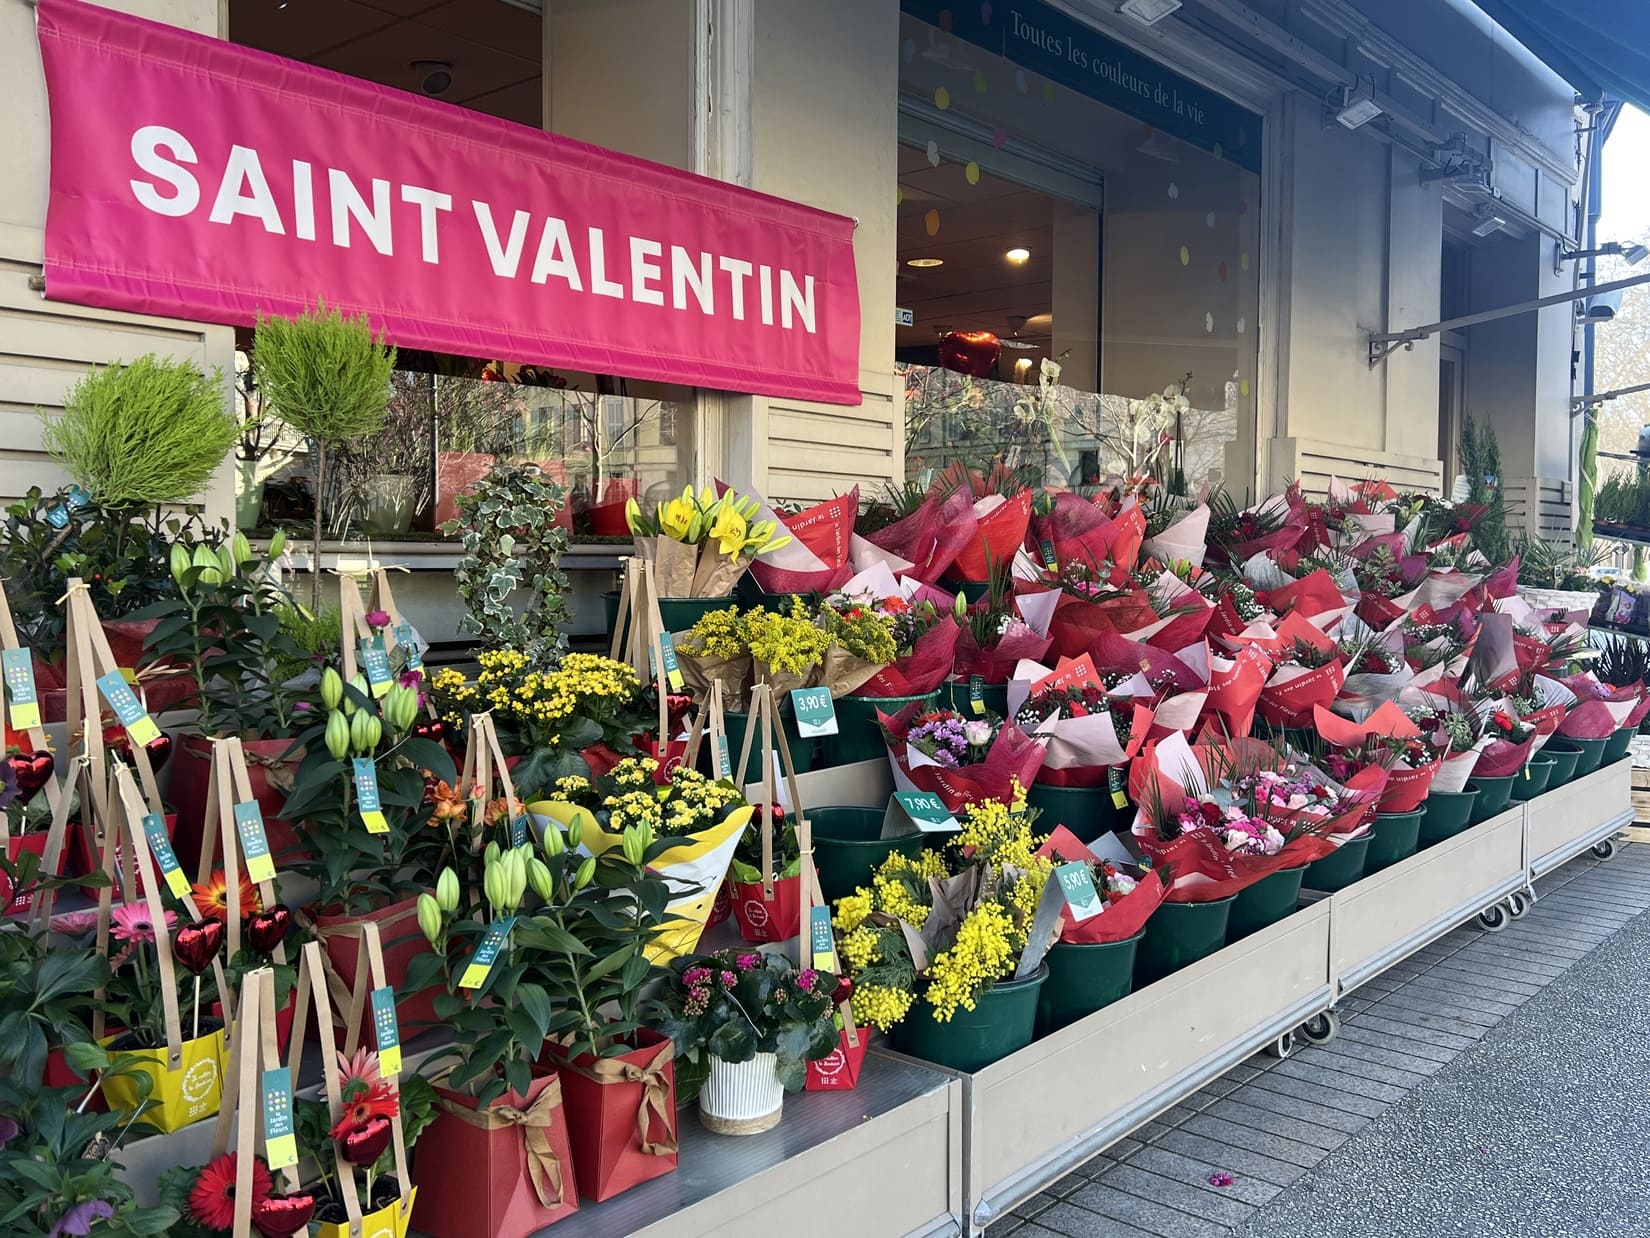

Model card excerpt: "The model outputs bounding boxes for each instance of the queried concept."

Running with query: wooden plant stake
[614,558,678,763]
[213,966,298,1238]
[198,738,292,986]
[0,585,64,816]
[683,679,732,782]
[453,712,523,854]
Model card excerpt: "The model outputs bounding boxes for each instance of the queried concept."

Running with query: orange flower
[484,797,512,828]
[191,871,261,921]
[427,780,467,829]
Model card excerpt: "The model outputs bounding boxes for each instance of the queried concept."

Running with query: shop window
[896,1,1261,497]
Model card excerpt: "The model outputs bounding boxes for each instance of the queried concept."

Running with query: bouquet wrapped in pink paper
[1036,826,1168,944]
[1008,654,1155,787]
[851,488,975,582]
[1028,491,1126,568]
[954,577,1058,685]
[878,701,1047,812]
[1313,703,1439,813]
[1471,703,1537,777]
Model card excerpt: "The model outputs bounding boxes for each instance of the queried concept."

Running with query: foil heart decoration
[250,1193,316,1238]
[338,1115,393,1168]
[246,904,291,955]
[7,750,55,802]
[937,329,1001,378]
[411,716,446,743]
[172,917,225,975]
[100,727,172,771]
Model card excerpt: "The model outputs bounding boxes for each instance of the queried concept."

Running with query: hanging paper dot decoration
[1240,378,1251,397]
[1206,212,1216,228]
[1043,81,1056,102]
[1236,317,1246,334]
[1015,69,1028,94]
[1179,245,1190,266]
[1205,312,1214,333]
[1167,182,1179,199]
[902,38,916,64]
[992,127,1006,148]
[1241,252,1251,271]
[935,86,951,110]
[896,186,904,206]
[925,209,941,237]
[980,2,992,23]
[1218,261,1228,283]
[974,69,988,94]
[965,161,981,185]
[927,140,941,167]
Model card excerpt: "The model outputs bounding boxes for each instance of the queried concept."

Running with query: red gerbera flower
[329,1048,399,1139]
[189,1152,272,1231]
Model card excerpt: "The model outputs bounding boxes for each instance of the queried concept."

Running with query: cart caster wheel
[1592,838,1619,861]
[1508,891,1531,919]
[1477,904,1510,932]
[1297,1010,1341,1046]
[1267,1030,1296,1059]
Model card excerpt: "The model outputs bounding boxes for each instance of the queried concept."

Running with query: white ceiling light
[1470,210,1507,238]
[1005,247,1031,264]
[1334,84,1383,130]
[1119,0,1182,25]
[906,257,945,268]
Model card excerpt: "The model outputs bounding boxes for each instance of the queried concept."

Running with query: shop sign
[902,0,1261,173]
[35,0,863,405]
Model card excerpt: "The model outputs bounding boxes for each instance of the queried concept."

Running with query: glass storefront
[896,0,1262,497]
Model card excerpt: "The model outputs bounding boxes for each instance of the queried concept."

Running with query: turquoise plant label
[360,636,392,697]
[459,915,516,989]
[969,674,986,717]
[233,800,276,884]
[809,904,835,970]
[2,649,40,731]
[352,758,388,833]
[96,671,160,746]
[262,1068,298,1168]
[1055,861,1104,922]
[790,687,838,737]
[142,812,190,899]
[393,622,423,672]
[371,985,402,1075]
[890,791,959,833]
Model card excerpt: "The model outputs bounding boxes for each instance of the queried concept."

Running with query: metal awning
[1472,0,1650,107]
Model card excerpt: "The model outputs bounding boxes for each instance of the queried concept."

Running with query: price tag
[511,814,528,848]
[790,687,838,737]
[233,801,277,884]
[360,637,393,698]
[352,758,389,833]
[887,791,960,834]
[370,985,402,1076]
[262,1068,299,1169]
[1108,766,1129,810]
[459,915,516,989]
[969,674,986,718]
[2,648,41,732]
[1055,861,1105,921]
[96,671,161,748]
[141,812,190,899]
[656,632,684,691]
[1040,538,1059,570]
[42,484,90,530]
[715,733,732,779]
[808,904,835,971]
[393,622,424,674]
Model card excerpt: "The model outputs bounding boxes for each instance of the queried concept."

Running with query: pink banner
[35,0,862,405]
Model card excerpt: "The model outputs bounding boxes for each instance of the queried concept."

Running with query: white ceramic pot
[699,1051,784,1135]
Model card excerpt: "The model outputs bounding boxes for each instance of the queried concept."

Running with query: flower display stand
[1526,758,1634,880]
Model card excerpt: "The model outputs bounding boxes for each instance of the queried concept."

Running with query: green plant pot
[892,966,1047,1073]
[1468,775,1516,822]
[810,807,926,906]
[1417,787,1479,847]
[359,473,417,536]
[1302,835,1371,893]
[1603,726,1635,765]
[1226,865,1306,941]
[1552,735,1609,777]
[1541,743,1581,788]
[1036,933,1143,1036]
[604,591,737,650]
[1365,809,1424,874]
[235,459,265,529]
[1509,753,1555,801]
[722,708,815,781]
[1134,896,1234,987]
[1025,781,1124,845]
[827,692,937,767]
[938,678,1009,719]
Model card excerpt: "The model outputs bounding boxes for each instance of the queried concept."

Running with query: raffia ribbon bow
[438,1076,568,1207]
[565,1039,679,1156]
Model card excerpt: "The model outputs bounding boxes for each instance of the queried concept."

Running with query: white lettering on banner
[122,127,821,334]
[129,125,199,216]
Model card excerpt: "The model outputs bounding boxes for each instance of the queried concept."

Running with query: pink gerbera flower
[110,902,176,943]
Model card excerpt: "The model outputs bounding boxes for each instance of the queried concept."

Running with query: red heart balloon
[143,732,172,771]
[245,904,291,955]
[411,717,446,743]
[339,1114,393,1167]
[250,1193,316,1238]
[938,330,1001,378]
[7,751,54,802]
[173,917,225,975]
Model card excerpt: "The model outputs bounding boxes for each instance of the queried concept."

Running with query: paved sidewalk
[994,838,1650,1238]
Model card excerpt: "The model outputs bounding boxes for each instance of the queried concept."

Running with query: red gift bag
[805,1026,871,1091]
[731,874,803,944]
[553,1031,679,1202]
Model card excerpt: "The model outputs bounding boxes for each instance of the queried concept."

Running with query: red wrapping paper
[748,490,859,594]
[1032,702,1155,788]
[731,875,802,943]
[1204,646,1271,738]
[1110,505,1148,573]
[1557,699,1621,740]
[1138,829,1338,902]
[951,492,1034,582]
[1474,737,1535,777]
[1047,587,1156,659]
[858,490,976,582]
[1257,660,1346,729]
[1089,631,1207,693]
[879,702,1047,811]
[805,1026,869,1091]
[1518,704,1567,742]
[1358,593,1408,630]
[854,620,962,697]
[1260,569,1348,620]
[1037,826,1169,942]
[1377,761,1441,813]
[1030,492,1120,566]
[955,618,1055,685]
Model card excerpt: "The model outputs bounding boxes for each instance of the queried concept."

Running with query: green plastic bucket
[1603,726,1635,766]
[892,966,1047,1073]
[810,807,926,905]
[953,580,992,605]
[1302,834,1371,893]
[1025,782,1123,845]
[1417,787,1479,848]
[604,591,737,653]
[1468,775,1516,823]
[1365,809,1424,874]
[938,678,1009,719]
[722,708,815,780]
[1036,933,1143,1036]
[1134,896,1234,987]
[827,692,937,767]
[1227,865,1306,941]
[1542,743,1581,788]
[1552,735,1608,777]
[1509,753,1555,801]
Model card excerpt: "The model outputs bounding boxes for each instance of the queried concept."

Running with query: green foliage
[253,303,396,446]
[39,355,237,510]
[1514,535,1608,591]
[0,884,110,1086]
[442,461,572,667]
[273,600,341,683]
[1594,633,1650,689]
[1458,414,1510,564]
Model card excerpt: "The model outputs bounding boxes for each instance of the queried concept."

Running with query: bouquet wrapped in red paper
[1008,655,1154,787]
[1036,560,1157,659]
[1313,703,1439,812]
[1123,567,1217,652]
[878,701,1047,811]
[1205,493,1306,568]
[1086,632,1213,735]
[1028,491,1126,568]
[1256,621,1346,730]
[954,570,1058,684]
[951,491,1034,584]
[1258,567,1351,627]
[1471,701,1537,777]
[734,483,858,594]
[1204,644,1272,739]
[1128,733,1383,902]
[1409,704,1492,793]
[851,488,975,582]
[825,563,961,697]
[1036,826,1168,944]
